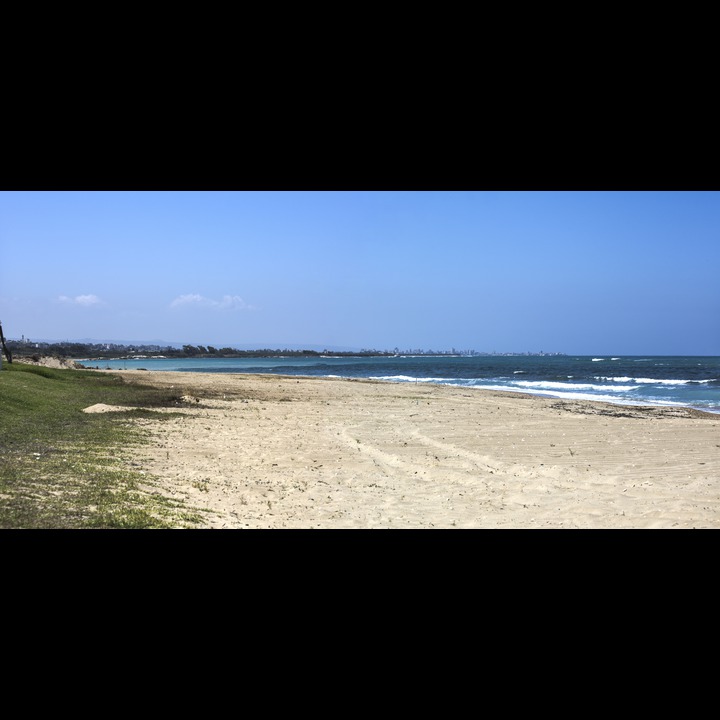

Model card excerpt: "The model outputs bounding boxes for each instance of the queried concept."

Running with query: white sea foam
[468,384,534,395]
[592,358,605,361]
[636,378,692,385]
[369,375,447,383]
[464,384,677,406]
[595,376,716,385]
[528,391,684,406]
[515,380,638,393]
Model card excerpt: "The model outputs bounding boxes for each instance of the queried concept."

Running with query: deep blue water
[80,355,720,413]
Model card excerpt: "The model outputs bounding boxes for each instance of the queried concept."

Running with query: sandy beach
[102,370,720,529]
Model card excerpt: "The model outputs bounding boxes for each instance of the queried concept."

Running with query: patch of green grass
[0,363,203,528]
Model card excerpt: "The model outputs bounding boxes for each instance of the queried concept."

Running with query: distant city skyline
[2,191,719,355]
[5,335,566,357]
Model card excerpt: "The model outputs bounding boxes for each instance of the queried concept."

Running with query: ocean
[80,355,720,414]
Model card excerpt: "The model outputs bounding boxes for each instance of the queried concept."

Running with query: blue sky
[1,191,718,354]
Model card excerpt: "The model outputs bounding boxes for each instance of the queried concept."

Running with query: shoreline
[102,370,719,528]
[99,365,720,418]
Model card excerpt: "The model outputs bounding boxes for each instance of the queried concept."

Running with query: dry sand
[97,369,720,529]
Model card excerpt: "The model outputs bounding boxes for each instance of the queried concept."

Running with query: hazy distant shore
[102,369,720,529]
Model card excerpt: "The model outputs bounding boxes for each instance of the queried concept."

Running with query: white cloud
[170,294,254,310]
[58,294,103,306]
[170,293,205,308]
[217,295,253,310]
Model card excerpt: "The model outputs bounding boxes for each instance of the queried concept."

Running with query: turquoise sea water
[80,355,720,414]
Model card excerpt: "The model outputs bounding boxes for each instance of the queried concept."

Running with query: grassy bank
[0,363,206,528]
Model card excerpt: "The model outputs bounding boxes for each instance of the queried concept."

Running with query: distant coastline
[5,339,566,361]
